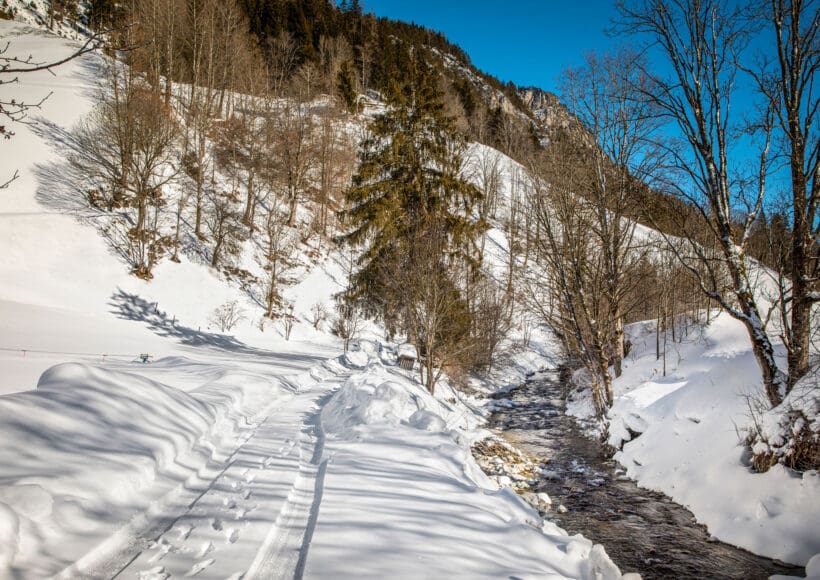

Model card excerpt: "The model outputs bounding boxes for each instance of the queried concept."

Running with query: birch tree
[619,0,788,407]
[743,0,820,394]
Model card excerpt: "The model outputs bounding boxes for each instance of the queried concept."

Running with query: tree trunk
[287,186,298,227]
[172,200,183,262]
[211,234,222,268]
[194,178,204,238]
[612,309,624,378]
[789,181,811,391]
[243,169,256,230]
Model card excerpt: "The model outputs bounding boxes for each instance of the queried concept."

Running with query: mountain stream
[489,372,804,579]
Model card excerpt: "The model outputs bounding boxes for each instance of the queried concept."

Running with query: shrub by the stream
[745,386,820,473]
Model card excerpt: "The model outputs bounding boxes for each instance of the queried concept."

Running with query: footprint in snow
[138,566,170,580]
[244,471,256,484]
[241,489,252,500]
[226,527,240,544]
[235,503,256,520]
[185,558,215,577]
[196,541,214,559]
[223,498,237,510]
[211,517,223,531]
[176,523,194,541]
[147,538,173,563]
[279,440,296,457]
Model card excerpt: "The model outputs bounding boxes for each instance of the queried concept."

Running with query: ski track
[57,367,347,580]
[244,390,335,580]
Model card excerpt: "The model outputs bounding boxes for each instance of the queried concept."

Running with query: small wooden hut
[397,343,417,371]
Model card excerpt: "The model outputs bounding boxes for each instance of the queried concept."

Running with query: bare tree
[213,55,274,235]
[319,35,355,97]
[470,275,513,372]
[743,0,820,393]
[505,165,527,295]
[466,146,503,262]
[259,205,298,319]
[263,31,299,96]
[314,107,354,237]
[210,300,246,332]
[71,61,179,278]
[1,29,105,187]
[334,247,364,352]
[310,302,329,330]
[529,152,617,418]
[205,188,245,269]
[271,98,317,227]
[395,231,475,394]
[281,302,296,340]
[618,0,788,406]
[178,0,248,238]
[559,47,661,377]
[130,0,182,105]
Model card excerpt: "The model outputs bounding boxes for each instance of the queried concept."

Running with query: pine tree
[86,0,122,31]
[340,51,484,391]
[336,60,357,112]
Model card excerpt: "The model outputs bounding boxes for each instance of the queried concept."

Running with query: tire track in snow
[245,390,336,580]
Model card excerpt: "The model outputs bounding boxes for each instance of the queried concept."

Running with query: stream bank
[484,371,804,579]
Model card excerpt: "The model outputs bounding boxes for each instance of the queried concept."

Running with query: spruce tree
[340,51,484,389]
[337,61,357,113]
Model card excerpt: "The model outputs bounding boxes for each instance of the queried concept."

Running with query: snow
[307,354,624,579]
[397,342,418,359]
[0,358,293,577]
[457,135,819,572]
[774,553,820,580]
[0,340,626,578]
[566,314,820,566]
[4,9,815,577]
[0,19,628,580]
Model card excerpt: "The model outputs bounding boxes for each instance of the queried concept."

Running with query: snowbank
[568,314,820,566]
[0,360,289,577]
[0,345,631,579]
[310,350,627,579]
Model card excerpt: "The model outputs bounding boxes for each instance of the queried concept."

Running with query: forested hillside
[4,0,817,482]
[0,0,818,576]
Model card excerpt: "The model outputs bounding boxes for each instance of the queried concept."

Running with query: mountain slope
[0,19,632,580]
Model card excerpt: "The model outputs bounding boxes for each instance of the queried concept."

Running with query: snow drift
[0,360,290,577]
[567,314,820,566]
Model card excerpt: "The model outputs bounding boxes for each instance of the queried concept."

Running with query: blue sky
[358,1,791,203]
[359,1,618,92]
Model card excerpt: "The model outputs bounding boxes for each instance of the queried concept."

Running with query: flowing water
[489,372,804,579]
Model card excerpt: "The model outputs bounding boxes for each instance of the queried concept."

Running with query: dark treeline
[240,0,471,82]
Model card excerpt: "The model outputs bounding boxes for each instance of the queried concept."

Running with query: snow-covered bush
[745,382,820,472]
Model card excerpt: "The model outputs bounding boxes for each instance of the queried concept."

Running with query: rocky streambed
[473,372,803,579]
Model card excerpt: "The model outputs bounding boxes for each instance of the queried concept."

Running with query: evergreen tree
[340,52,484,391]
[336,60,357,112]
[89,0,125,31]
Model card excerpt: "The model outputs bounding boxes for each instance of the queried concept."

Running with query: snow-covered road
[0,342,631,580]
[56,366,348,580]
